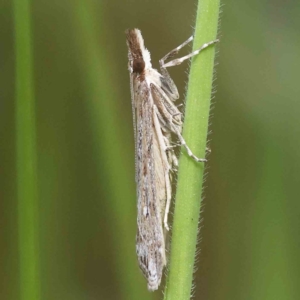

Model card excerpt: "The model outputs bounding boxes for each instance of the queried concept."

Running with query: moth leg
[162,39,219,68]
[160,36,193,64]
[152,84,206,163]
[158,37,193,100]
[153,105,172,231]
[164,136,179,168]
[173,127,207,162]
[163,167,172,232]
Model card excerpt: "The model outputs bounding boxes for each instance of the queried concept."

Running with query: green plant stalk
[164,0,220,299]
[14,0,40,299]
[72,2,152,299]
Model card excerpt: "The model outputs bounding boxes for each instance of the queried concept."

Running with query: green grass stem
[71,2,152,299]
[164,0,220,299]
[13,0,41,299]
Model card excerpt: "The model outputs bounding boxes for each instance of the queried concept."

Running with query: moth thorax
[133,58,145,73]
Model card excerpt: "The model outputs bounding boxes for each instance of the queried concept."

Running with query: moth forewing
[126,28,217,291]
[126,28,168,291]
[135,79,167,291]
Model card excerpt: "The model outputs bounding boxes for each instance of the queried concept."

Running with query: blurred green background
[1,0,300,299]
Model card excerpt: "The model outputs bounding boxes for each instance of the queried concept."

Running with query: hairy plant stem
[164,0,220,298]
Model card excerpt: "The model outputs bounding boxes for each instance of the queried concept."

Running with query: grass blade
[13,0,40,299]
[164,0,220,298]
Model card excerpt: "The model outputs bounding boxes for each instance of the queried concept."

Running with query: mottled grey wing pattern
[134,78,166,291]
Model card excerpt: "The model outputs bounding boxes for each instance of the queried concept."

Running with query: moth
[125,28,218,291]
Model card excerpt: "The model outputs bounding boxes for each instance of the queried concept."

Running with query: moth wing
[134,78,166,291]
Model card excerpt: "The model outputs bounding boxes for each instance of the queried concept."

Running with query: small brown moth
[125,28,218,291]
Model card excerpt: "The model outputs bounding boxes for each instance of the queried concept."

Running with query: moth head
[132,57,145,73]
[125,28,152,73]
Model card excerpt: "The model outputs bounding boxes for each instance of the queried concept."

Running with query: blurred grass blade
[164,0,220,298]
[71,1,153,299]
[13,0,40,300]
